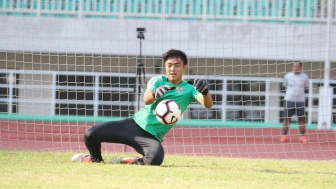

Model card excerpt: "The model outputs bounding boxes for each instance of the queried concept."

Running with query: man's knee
[84,126,97,142]
[143,149,164,166]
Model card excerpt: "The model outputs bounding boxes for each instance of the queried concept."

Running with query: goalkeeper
[72,49,213,165]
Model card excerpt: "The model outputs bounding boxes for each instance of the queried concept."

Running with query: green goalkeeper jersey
[132,75,199,142]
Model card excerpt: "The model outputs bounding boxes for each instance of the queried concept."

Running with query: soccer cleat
[280,135,288,142]
[71,153,104,163]
[72,153,91,162]
[110,157,140,164]
[300,136,308,143]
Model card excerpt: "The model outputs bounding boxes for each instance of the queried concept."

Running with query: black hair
[293,61,302,67]
[162,49,188,65]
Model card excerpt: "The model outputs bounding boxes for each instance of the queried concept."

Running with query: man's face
[292,63,302,74]
[165,57,187,84]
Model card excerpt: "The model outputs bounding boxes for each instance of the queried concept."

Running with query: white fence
[1,69,335,125]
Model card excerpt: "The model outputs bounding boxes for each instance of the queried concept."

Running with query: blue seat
[0,0,316,24]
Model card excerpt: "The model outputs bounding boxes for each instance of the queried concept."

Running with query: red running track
[1,120,336,161]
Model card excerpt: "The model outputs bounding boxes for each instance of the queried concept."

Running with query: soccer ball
[155,99,181,125]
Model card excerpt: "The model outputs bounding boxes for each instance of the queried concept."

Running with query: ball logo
[170,115,177,123]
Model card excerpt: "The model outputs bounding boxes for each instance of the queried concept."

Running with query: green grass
[1,150,335,189]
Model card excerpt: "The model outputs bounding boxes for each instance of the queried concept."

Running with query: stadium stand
[0,0,317,23]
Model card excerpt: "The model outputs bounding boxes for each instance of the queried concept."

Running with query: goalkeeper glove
[152,85,176,100]
[188,79,209,96]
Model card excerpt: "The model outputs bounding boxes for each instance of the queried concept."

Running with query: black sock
[283,129,288,135]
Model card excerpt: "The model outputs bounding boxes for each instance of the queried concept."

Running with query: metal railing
[0,68,335,125]
[1,0,335,23]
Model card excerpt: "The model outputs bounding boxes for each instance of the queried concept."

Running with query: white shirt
[283,72,309,102]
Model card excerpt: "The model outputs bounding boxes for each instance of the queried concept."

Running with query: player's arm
[282,75,287,92]
[304,75,309,89]
[304,74,309,93]
[197,92,213,108]
[143,86,176,105]
[144,90,156,105]
[188,79,213,108]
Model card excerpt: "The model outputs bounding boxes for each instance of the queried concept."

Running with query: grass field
[1,150,335,189]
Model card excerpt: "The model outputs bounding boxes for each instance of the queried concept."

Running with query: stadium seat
[0,0,316,23]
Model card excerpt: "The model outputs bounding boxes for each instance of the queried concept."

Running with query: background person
[280,61,309,143]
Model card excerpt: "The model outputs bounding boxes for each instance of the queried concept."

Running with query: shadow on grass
[261,169,336,176]
[316,171,336,176]
[161,165,204,168]
[260,169,300,175]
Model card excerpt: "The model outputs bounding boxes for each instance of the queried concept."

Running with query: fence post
[318,0,333,130]
[264,80,270,123]
[307,80,313,125]
[94,74,100,117]
[221,78,227,121]
[8,71,14,114]
[51,72,57,116]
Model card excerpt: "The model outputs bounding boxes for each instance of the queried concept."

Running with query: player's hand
[187,79,209,96]
[152,85,176,100]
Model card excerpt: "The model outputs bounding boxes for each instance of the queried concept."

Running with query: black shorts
[283,101,305,118]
